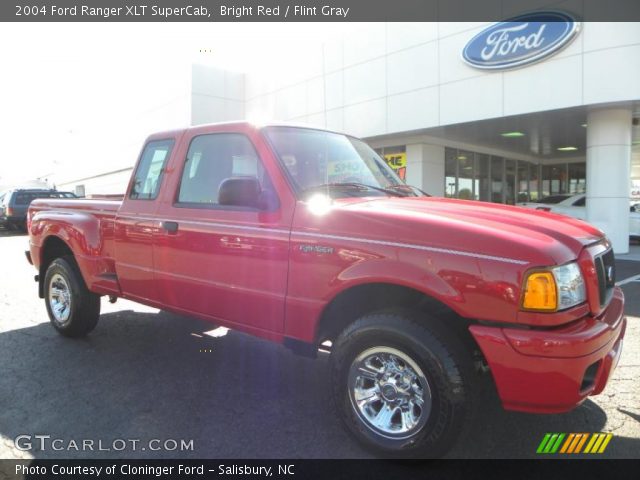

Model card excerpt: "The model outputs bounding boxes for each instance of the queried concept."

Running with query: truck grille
[595,249,615,307]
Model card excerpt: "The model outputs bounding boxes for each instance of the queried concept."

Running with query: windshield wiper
[303,182,407,197]
[385,184,431,197]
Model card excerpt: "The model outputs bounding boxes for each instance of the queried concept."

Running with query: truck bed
[29,198,123,296]
[29,198,122,217]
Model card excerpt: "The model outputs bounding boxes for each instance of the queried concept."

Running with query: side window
[130,139,174,200]
[573,197,586,207]
[177,133,272,206]
[15,193,29,205]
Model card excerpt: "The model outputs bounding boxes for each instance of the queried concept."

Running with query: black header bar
[3,0,640,22]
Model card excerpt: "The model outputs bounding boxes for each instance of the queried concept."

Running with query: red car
[25,123,626,457]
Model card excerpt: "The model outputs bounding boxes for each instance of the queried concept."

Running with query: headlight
[522,262,586,311]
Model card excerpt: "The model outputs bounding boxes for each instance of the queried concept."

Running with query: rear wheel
[330,310,476,458]
[44,256,100,337]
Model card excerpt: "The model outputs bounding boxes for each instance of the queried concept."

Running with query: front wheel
[330,311,476,458]
[44,256,100,337]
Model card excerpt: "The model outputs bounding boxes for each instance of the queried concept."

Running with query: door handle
[161,221,179,234]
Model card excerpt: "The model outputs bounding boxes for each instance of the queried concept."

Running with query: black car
[0,189,77,231]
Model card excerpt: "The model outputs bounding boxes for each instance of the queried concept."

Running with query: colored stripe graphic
[550,433,565,453]
[574,433,589,453]
[559,433,575,453]
[584,433,614,453]
[584,433,599,453]
[598,433,613,453]
[537,433,566,453]
[537,433,552,453]
[537,433,613,454]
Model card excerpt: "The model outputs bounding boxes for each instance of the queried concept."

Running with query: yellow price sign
[383,152,407,180]
[384,152,406,168]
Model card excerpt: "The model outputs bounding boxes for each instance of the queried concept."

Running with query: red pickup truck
[26,122,626,457]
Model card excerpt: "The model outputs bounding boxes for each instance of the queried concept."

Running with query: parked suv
[0,189,76,231]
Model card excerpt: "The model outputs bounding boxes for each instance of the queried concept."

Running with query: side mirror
[218,177,261,208]
[258,189,280,211]
[217,177,280,211]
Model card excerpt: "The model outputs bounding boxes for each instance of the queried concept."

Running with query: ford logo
[462,12,580,70]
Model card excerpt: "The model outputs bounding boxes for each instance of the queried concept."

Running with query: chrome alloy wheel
[348,347,432,439]
[49,273,72,325]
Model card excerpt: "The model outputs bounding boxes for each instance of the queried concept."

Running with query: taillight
[6,207,14,216]
[536,207,551,212]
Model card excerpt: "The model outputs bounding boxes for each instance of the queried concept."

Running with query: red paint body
[27,122,626,414]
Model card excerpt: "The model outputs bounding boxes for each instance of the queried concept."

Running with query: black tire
[44,256,100,337]
[330,310,476,458]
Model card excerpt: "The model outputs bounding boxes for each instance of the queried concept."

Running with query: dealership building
[56,21,640,253]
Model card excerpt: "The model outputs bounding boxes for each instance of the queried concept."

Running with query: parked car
[516,193,574,210]
[26,123,625,458]
[519,193,640,239]
[0,189,77,231]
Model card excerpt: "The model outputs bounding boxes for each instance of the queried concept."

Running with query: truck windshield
[263,126,415,198]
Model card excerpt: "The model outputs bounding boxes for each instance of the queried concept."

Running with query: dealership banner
[3,0,640,21]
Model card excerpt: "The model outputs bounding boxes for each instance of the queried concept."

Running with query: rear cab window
[130,139,174,200]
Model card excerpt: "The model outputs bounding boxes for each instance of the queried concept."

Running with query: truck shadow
[0,310,638,459]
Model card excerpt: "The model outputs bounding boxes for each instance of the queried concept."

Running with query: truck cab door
[114,137,176,305]
[152,126,295,336]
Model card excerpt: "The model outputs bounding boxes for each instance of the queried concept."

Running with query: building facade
[59,21,640,252]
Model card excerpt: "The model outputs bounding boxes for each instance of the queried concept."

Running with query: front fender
[334,258,462,302]
[284,249,471,342]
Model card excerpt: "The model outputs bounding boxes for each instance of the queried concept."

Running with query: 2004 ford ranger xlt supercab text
[25,123,626,457]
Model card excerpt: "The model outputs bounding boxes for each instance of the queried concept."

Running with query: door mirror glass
[217,177,261,209]
[258,189,280,211]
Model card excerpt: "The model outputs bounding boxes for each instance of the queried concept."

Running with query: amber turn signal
[522,271,557,310]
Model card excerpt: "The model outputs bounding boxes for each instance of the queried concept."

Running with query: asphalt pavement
[0,228,638,459]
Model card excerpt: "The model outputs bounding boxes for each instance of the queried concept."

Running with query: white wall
[58,169,133,197]
[240,22,640,138]
[191,64,245,125]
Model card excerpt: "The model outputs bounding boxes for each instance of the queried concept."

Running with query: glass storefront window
[529,164,541,201]
[445,148,458,198]
[542,164,568,196]
[568,163,586,194]
[491,156,504,203]
[457,150,474,200]
[442,147,585,205]
[517,161,530,202]
[505,159,516,205]
[475,154,490,201]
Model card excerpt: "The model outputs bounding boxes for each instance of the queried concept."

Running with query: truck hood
[329,196,605,266]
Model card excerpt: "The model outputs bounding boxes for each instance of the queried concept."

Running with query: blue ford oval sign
[462,12,580,70]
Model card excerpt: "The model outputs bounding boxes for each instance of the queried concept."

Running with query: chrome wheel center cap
[381,383,398,402]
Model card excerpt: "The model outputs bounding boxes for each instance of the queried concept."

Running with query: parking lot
[0,228,638,459]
